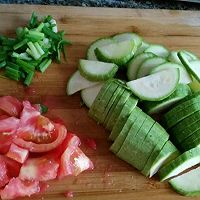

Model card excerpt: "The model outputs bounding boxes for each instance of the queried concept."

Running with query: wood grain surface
[0,4,200,200]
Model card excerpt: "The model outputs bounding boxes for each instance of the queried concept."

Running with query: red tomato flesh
[6,143,29,164]
[0,158,9,188]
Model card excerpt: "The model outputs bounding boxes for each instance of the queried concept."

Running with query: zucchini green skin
[159,147,200,182]
[78,60,119,82]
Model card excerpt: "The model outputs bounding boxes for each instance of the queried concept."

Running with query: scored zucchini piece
[168,51,182,65]
[112,32,142,48]
[95,40,137,66]
[66,70,100,95]
[150,62,192,84]
[178,51,200,82]
[79,59,118,81]
[127,68,179,101]
[169,166,200,197]
[127,52,155,81]
[142,84,191,115]
[87,37,114,60]
[136,56,166,79]
[135,41,149,56]
[159,147,200,181]
[144,44,169,58]
[81,83,103,108]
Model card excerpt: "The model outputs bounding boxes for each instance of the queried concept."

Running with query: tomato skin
[19,157,59,181]
[0,96,22,117]
[6,143,29,164]
[58,147,94,179]
[14,124,67,153]
[0,159,9,188]
[0,178,40,200]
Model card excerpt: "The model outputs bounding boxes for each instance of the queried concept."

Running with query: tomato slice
[14,124,67,153]
[19,157,59,181]
[0,155,21,178]
[6,143,29,164]
[0,178,40,200]
[58,146,94,179]
[0,96,22,117]
[0,117,20,154]
[0,158,9,188]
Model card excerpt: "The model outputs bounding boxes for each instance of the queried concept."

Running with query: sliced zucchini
[159,147,200,181]
[150,62,192,84]
[136,57,166,78]
[79,59,118,81]
[95,40,137,66]
[168,51,182,65]
[127,68,179,101]
[106,90,133,131]
[189,78,200,92]
[148,141,180,178]
[112,32,142,47]
[169,166,200,196]
[109,96,138,141]
[87,37,114,60]
[183,50,198,61]
[81,83,103,108]
[66,70,100,95]
[178,51,200,82]
[127,52,155,81]
[135,41,149,56]
[144,44,169,58]
[142,84,191,115]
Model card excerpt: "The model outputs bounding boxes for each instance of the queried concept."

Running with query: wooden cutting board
[0,4,200,200]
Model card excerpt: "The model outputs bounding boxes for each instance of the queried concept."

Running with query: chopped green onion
[5,67,20,81]
[27,42,41,60]
[38,58,52,73]
[0,53,6,62]
[28,12,39,29]
[35,22,44,32]
[13,39,28,50]
[7,61,20,70]
[34,42,44,56]
[24,71,34,86]
[16,27,24,39]
[42,26,61,41]
[11,52,20,58]
[44,15,53,23]
[26,48,35,58]
[2,38,16,46]
[19,53,32,61]
[0,61,6,68]
[16,58,35,74]
[26,30,45,41]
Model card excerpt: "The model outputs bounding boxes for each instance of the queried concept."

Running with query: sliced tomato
[19,156,59,181]
[0,117,20,154]
[0,158,9,188]
[0,96,22,117]
[14,124,67,153]
[49,132,81,158]
[58,146,94,179]
[0,155,21,178]
[6,143,29,164]
[0,178,40,200]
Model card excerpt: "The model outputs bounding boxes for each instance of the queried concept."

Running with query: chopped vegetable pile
[0,96,93,200]
[0,12,71,86]
[67,31,200,197]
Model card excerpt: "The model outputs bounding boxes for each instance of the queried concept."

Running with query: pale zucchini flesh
[66,70,100,95]
[127,68,180,101]
[81,83,103,108]
[95,40,137,66]
[144,44,169,58]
